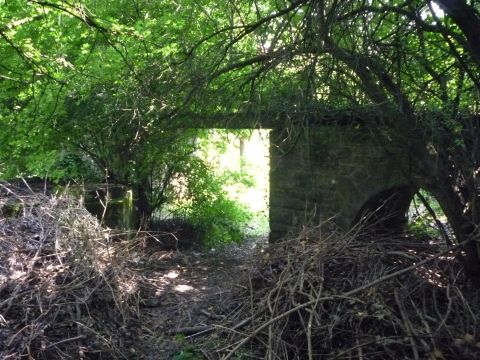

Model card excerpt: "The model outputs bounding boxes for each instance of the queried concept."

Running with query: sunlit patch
[9,270,26,280]
[166,270,179,279]
[415,265,448,288]
[118,278,138,294]
[221,130,270,214]
[421,1,445,20]
[197,129,270,236]
[430,2,445,18]
[174,284,193,292]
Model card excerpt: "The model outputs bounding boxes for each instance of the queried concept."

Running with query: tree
[182,0,480,280]
[62,80,216,227]
[2,0,480,278]
[0,0,218,226]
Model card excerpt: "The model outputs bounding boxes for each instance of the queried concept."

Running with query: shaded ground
[2,186,480,360]
[135,238,267,359]
[0,184,265,359]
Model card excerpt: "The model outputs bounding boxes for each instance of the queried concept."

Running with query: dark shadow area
[352,185,417,233]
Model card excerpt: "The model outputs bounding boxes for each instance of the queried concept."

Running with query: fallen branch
[169,325,214,336]
[46,335,87,349]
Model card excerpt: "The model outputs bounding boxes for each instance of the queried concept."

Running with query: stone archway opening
[352,185,416,234]
[407,190,453,246]
[351,186,453,245]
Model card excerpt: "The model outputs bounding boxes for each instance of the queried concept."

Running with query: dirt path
[135,238,266,359]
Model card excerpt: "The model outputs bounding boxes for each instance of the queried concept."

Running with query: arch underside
[352,185,416,233]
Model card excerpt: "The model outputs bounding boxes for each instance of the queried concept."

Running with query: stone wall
[269,124,413,241]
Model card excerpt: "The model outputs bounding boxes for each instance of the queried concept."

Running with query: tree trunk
[427,178,480,283]
[435,0,480,68]
[134,180,153,230]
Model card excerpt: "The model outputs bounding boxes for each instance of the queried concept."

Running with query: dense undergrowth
[1,183,479,359]
[197,226,480,359]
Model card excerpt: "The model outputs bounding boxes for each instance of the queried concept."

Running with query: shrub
[168,158,252,248]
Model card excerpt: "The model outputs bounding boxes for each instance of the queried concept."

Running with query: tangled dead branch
[201,225,480,359]
[2,181,480,359]
[0,182,142,359]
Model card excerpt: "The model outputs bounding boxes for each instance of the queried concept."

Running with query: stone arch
[268,124,414,241]
[352,185,416,233]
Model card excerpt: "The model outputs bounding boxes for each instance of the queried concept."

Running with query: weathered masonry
[268,123,415,241]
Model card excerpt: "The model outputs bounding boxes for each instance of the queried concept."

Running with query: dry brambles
[1,181,480,359]
[199,226,480,359]
[0,183,142,359]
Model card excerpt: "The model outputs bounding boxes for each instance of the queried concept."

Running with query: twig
[200,309,225,320]
[185,313,259,339]
[356,337,364,360]
[394,290,419,360]
[46,335,86,349]
[435,284,453,333]
[169,325,214,336]
[307,278,323,360]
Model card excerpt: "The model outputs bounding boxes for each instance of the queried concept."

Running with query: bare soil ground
[134,238,266,359]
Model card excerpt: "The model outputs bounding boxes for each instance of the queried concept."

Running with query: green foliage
[168,157,252,247]
[407,191,445,239]
[0,0,203,181]
[173,349,203,360]
[173,335,203,360]
[50,152,102,184]
[407,218,441,239]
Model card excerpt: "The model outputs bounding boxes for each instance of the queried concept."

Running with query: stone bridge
[267,120,415,241]
[63,111,417,241]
